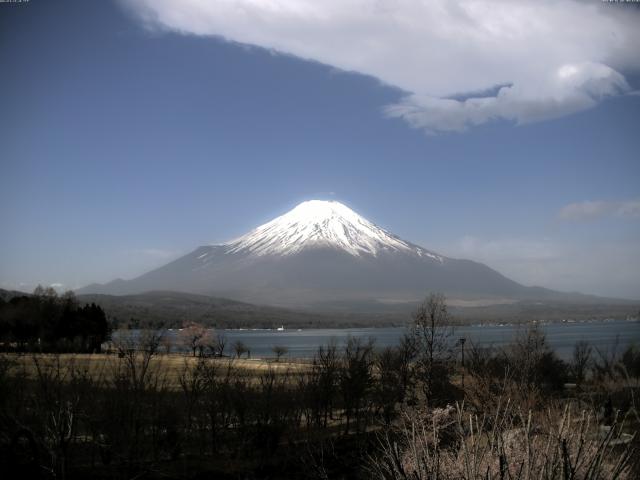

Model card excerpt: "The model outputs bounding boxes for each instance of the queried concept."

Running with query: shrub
[369,401,636,480]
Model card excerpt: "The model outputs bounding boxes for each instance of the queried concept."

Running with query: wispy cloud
[558,200,640,221]
[454,235,557,262]
[119,0,640,133]
[2,282,66,293]
[136,248,182,260]
[441,235,640,299]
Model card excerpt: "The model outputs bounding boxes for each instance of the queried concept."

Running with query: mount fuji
[78,200,579,310]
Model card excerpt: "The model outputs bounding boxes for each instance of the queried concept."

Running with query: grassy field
[5,352,312,390]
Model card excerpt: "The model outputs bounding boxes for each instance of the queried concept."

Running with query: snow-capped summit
[224,200,442,260]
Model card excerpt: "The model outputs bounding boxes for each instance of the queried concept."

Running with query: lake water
[121,319,640,360]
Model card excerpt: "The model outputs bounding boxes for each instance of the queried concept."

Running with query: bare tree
[116,329,165,391]
[572,340,592,385]
[506,325,567,404]
[397,333,418,402]
[410,293,453,404]
[30,354,94,480]
[374,346,407,424]
[272,345,288,362]
[312,340,339,428]
[233,340,249,359]
[105,330,170,473]
[215,333,226,357]
[340,336,375,434]
[60,290,79,311]
[196,329,217,357]
[180,323,207,357]
[161,334,173,355]
[140,329,164,355]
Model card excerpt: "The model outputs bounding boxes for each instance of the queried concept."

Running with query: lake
[117,319,640,360]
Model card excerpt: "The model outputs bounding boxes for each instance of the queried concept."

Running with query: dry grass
[369,401,637,480]
[5,352,311,390]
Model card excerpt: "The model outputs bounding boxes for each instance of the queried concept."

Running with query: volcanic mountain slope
[79,200,591,309]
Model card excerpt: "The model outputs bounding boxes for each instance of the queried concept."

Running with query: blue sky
[1,0,639,298]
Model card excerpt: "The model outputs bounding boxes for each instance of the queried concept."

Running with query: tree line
[0,286,110,353]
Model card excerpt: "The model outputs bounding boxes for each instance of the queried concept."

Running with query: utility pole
[459,337,466,392]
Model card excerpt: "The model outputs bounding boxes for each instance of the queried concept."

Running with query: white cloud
[119,0,640,133]
[558,200,640,221]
